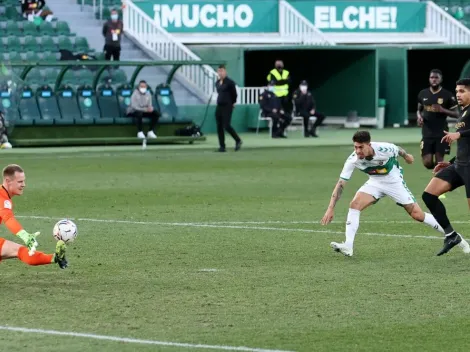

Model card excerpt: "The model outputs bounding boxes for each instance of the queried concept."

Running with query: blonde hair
[3,164,24,179]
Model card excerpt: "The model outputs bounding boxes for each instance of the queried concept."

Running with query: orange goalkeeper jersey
[0,186,23,235]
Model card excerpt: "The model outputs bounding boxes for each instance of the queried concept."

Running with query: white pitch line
[0,326,293,352]
[15,215,444,241]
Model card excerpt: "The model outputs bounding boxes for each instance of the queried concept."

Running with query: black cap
[300,80,308,85]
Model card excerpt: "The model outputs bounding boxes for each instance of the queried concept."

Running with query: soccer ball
[53,219,78,243]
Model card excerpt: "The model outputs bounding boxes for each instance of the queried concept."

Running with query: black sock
[422,192,454,234]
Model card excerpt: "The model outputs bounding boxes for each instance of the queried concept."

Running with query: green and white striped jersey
[340,142,403,183]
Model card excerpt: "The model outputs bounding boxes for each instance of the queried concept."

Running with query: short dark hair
[218,65,226,70]
[3,164,23,179]
[352,131,371,143]
[430,69,442,76]
[456,78,470,87]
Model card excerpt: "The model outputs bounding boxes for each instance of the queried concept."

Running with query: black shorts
[421,138,450,156]
[435,164,470,198]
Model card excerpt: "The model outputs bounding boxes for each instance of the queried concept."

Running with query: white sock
[345,208,360,248]
[423,212,444,234]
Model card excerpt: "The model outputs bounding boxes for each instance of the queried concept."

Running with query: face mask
[111,14,118,20]
[300,85,307,93]
[139,87,147,94]
[268,86,274,92]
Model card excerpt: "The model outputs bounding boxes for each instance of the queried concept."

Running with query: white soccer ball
[53,219,78,243]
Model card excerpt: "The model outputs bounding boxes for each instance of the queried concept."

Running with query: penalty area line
[16,215,444,241]
[0,326,294,352]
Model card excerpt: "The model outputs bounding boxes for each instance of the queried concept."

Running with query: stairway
[45,0,203,105]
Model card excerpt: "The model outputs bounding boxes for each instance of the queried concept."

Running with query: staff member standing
[215,65,242,152]
[102,9,123,62]
[266,60,291,114]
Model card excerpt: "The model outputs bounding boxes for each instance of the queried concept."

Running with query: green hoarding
[135,0,279,33]
[289,1,426,32]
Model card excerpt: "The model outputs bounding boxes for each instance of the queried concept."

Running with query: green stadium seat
[25,69,44,90]
[0,85,20,124]
[43,52,58,61]
[5,20,20,35]
[24,51,40,62]
[7,36,21,51]
[18,86,40,126]
[5,7,20,20]
[22,21,38,36]
[56,86,80,124]
[108,69,128,86]
[97,84,119,124]
[75,69,94,87]
[36,85,59,125]
[40,36,56,52]
[114,84,133,124]
[77,85,98,124]
[155,84,177,122]
[62,70,76,87]
[23,36,38,52]
[74,37,89,52]
[7,51,21,62]
[38,21,54,36]
[58,36,73,51]
[43,67,59,86]
[56,21,74,37]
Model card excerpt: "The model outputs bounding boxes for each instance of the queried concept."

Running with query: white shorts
[357,180,416,205]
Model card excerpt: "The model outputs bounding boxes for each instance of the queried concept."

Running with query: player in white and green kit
[321,131,470,257]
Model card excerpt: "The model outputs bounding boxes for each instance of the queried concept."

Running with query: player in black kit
[417,69,459,170]
[422,78,470,256]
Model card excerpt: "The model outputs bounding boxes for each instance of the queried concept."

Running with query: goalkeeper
[0,164,68,269]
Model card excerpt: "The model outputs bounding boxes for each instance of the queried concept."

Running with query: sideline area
[2,128,423,154]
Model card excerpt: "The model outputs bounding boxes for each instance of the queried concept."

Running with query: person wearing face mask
[259,80,292,138]
[102,9,123,62]
[127,80,160,139]
[266,60,291,115]
[293,80,325,138]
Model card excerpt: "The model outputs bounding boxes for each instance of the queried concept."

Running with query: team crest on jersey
[4,200,11,209]
[437,98,444,104]
[379,161,384,165]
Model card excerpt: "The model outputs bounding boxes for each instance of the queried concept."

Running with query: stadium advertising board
[289,1,426,32]
[135,0,279,32]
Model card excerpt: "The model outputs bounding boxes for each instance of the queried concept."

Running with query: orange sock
[17,247,53,266]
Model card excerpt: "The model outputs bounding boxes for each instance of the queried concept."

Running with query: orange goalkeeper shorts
[0,237,5,261]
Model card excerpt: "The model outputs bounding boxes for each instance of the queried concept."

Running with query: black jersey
[455,105,470,166]
[418,87,457,138]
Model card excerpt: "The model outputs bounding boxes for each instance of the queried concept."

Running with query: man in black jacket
[215,65,242,152]
[259,81,291,138]
[102,9,123,62]
[293,80,325,137]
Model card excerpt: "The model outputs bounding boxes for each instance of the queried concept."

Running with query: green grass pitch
[0,141,469,352]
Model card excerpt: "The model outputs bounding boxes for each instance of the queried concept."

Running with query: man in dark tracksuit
[293,80,325,137]
[215,65,242,152]
[259,81,292,138]
[102,9,123,62]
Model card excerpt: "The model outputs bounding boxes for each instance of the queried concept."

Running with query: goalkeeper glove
[16,230,40,256]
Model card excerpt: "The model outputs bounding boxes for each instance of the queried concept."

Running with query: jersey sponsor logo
[437,98,444,104]
[367,168,388,175]
[3,200,11,209]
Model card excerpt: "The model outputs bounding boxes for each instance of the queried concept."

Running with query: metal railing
[123,0,219,99]
[279,0,334,46]
[426,1,470,44]
[236,87,264,105]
